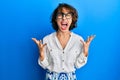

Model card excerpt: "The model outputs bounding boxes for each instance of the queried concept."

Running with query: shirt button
[62,60,64,62]
[63,51,64,54]
[62,68,64,70]
[50,49,52,52]
[75,51,77,53]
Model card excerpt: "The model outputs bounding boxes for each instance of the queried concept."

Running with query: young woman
[32,3,95,80]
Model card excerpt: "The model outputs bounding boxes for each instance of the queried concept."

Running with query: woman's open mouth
[61,23,68,30]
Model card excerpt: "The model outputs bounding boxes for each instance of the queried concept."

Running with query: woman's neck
[56,30,71,37]
[56,30,71,49]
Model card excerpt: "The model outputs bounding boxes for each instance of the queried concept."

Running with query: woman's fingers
[87,35,96,43]
[80,35,95,45]
[32,38,38,44]
[39,40,47,47]
[80,35,95,56]
[32,38,41,46]
[89,35,96,42]
[32,38,47,47]
[32,38,36,42]
[39,40,42,46]
[32,38,47,48]
[43,43,47,47]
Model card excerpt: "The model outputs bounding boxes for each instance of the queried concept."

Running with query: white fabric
[38,32,87,73]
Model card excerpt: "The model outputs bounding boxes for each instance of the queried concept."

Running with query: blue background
[0,0,120,80]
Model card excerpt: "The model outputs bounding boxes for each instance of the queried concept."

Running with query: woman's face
[56,8,72,32]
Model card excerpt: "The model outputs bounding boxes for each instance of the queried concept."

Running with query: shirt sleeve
[38,37,51,69]
[74,36,88,68]
[74,51,88,68]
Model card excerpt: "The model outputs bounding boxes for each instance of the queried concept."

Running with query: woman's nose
[62,14,66,19]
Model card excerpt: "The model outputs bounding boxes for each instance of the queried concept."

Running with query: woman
[32,3,95,80]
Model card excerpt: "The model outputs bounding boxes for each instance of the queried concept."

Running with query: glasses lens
[65,13,72,19]
[57,13,63,19]
[57,13,72,19]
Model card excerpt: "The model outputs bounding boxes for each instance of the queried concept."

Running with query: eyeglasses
[56,12,72,19]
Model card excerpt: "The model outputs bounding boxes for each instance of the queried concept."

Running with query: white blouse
[38,32,87,73]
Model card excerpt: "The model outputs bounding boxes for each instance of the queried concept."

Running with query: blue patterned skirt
[46,71,76,80]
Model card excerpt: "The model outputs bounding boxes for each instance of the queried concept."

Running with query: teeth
[62,24,67,25]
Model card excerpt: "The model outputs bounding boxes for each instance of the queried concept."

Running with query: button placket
[50,49,52,52]
[63,51,64,54]
[62,50,65,71]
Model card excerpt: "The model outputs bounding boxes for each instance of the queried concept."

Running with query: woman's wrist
[40,56,44,61]
[84,52,88,57]
[39,51,44,61]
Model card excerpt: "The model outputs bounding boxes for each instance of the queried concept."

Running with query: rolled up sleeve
[38,37,50,69]
[75,51,88,68]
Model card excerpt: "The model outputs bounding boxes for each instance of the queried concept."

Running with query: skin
[32,8,95,61]
[80,35,95,57]
[56,8,73,50]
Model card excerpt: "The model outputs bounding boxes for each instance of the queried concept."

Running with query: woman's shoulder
[43,32,56,41]
[72,32,84,41]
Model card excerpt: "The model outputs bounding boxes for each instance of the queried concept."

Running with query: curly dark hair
[51,3,78,31]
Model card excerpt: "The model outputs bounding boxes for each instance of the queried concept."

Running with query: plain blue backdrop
[0,0,120,80]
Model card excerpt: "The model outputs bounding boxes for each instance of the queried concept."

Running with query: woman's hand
[32,38,47,61]
[80,35,96,57]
